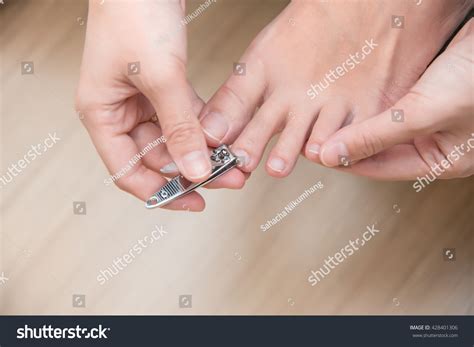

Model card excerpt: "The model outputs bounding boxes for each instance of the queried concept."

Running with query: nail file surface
[145,145,238,209]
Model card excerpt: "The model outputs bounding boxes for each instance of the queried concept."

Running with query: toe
[199,57,267,146]
[231,97,287,172]
[305,100,352,163]
[266,110,315,177]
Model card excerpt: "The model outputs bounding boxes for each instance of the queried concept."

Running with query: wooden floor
[0,0,472,315]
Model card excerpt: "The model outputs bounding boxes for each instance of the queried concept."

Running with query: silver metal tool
[145,144,239,209]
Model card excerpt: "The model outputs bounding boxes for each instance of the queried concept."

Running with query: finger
[136,65,212,183]
[336,144,431,180]
[205,168,249,189]
[152,163,249,189]
[135,93,158,124]
[89,124,204,210]
[161,191,206,212]
[447,18,473,48]
[145,161,249,189]
[129,121,174,174]
[319,92,439,167]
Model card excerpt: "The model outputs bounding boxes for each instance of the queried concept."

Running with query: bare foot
[199,0,471,178]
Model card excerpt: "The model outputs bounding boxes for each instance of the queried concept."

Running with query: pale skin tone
[200,0,472,180]
[77,0,473,210]
[318,18,474,180]
[77,0,246,211]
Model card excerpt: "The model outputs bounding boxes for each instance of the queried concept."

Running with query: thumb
[320,92,437,167]
[136,66,211,182]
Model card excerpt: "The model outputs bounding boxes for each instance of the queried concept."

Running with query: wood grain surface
[0,0,472,315]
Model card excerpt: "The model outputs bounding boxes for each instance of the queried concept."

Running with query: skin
[78,0,472,211]
[318,19,474,180]
[76,0,246,211]
[199,0,471,183]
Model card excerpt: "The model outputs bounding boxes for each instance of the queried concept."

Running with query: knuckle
[75,87,91,113]
[141,74,168,92]
[357,123,384,158]
[140,62,186,92]
[75,76,101,111]
[114,166,143,193]
[401,92,436,134]
[114,172,133,192]
[114,177,129,192]
[75,88,97,126]
[162,120,201,146]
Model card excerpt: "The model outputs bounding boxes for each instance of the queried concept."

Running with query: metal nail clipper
[145,145,239,209]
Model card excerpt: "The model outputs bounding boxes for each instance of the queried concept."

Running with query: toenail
[307,144,321,157]
[180,150,212,180]
[268,157,286,173]
[160,162,178,174]
[232,149,251,168]
[201,112,229,143]
[320,142,349,167]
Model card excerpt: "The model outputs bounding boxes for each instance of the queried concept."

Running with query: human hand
[317,19,474,181]
[76,0,245,211]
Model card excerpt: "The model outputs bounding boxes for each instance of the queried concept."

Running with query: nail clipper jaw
[145,144,237,209]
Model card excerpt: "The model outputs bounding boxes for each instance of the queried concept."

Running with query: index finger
[86,120,206,211]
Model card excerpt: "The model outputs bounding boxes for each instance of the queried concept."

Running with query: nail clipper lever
[145,144,239,209]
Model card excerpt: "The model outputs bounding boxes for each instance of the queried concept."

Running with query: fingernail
[160,162,178,174]
[181,151,212,180]
[268,157,286,172]
[320,142,349,167]
[233,149,250,168]
[201,112,229,143]
[307,144,320,157]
